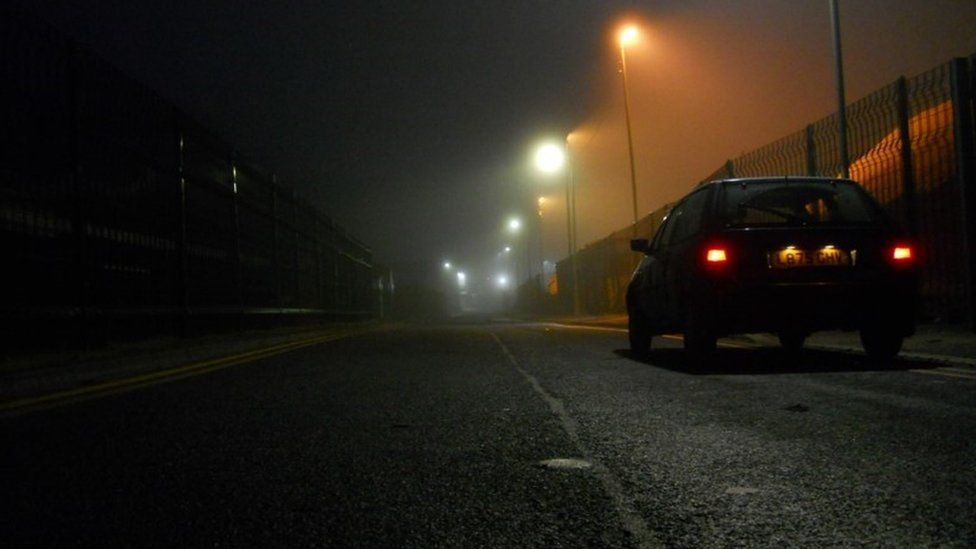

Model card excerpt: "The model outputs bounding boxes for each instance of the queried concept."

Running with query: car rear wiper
[737,203,808,225]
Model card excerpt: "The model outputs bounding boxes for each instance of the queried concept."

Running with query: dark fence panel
[235,165,277,308]
[1,8,76,316]
[275,189,300,308]
[1,7,382,347]
[74,50,182,318]
[907,63,965,320]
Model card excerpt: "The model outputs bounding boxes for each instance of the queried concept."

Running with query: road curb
[545,318,976,370]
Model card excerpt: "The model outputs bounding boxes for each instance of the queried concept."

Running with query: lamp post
[536,196,546,291]
[829,0,850,178]
[618,25,640,234]
[507,217,522,284]
[533,142,580,315]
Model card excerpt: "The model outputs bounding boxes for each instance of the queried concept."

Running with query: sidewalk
[544,315,976,367]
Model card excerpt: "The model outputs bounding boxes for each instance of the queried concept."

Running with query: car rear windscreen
[719,181,882,227]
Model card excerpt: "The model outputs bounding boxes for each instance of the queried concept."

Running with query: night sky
[21,0,976,284]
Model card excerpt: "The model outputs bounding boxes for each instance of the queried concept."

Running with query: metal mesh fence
[732,128,809,178]
[1,7,380,344]
[556,57,976,323]
[556,203,670,314]
[847,83,903,217]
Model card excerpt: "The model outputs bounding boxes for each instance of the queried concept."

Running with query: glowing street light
[504,246,512,253]
[619,25,639,47]
[534,143,566,173]
[456,271,467,289]
[618,23,640,233]
[508,217,522,232]
[443,261,452,270]
[496,274,509,289]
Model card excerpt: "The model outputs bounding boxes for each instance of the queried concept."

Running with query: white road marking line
[540,324,757,349]
[538,458,593,470]
[936,366,976,375]
[542,322,628,333]
[910,369,976,380]
[490,332,662,549]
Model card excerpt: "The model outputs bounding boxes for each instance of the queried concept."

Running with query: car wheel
[859,328,904,361]
[778,331,807,352]
[628,309,652,358]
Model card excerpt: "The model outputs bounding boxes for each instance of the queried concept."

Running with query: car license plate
[769,248,851,268]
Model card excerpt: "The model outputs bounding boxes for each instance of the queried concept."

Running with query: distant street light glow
[534,143,565,173]
[457,271,467,288]
[443,261,452,270]
[508,217,522,232]
[497,275,509,288]
[504,246,512,253]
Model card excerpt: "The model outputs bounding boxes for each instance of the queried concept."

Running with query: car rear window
[719,180,882,227]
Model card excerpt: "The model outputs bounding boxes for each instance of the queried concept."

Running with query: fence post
[176,125,189,337]
[66,41,93,348]
[950,58,976,327]
[805,124,817,176]
[292,190,300,310]
[231,159,244,324]
[314,215,323,309]
[895,77,918,234]
[333,223,341,311]
[271,174,281,310]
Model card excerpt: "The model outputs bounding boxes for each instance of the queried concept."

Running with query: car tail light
[892,246,912,261]
[705,248,728,263]
[886,243,916,268]
[702,244,732,274]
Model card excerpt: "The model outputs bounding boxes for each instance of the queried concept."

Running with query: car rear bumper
[698,278,918,336]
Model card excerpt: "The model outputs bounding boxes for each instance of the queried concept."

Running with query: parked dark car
[626,177,919,361]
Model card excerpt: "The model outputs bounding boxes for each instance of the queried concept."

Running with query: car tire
[859,328,904,361]
[778,331,807,352]
[628,309,652,358]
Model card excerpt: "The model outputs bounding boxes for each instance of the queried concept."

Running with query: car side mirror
[630,238,650,253]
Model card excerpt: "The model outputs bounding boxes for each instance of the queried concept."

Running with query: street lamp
[534,143,565,174]
[829,0,850,178]
[536,196,547,289]
[443,261,452,270]
[532,140,581,316]
[505,217,523,283]
[618,24,640,234]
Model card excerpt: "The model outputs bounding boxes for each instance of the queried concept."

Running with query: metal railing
[1,6,382,346]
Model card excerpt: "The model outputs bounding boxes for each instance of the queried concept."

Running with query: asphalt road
[2,321,975,547]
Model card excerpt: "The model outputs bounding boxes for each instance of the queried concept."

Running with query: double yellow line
[0,330,364,416]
